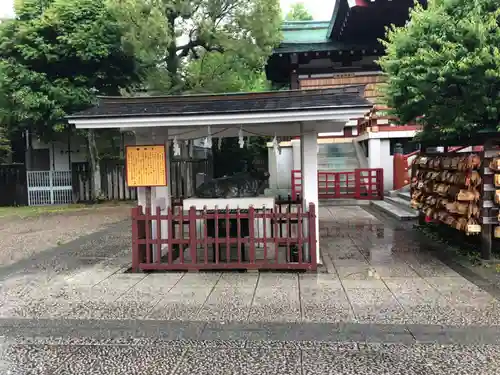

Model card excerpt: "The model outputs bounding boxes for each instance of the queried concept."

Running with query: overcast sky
[0,0,333,20]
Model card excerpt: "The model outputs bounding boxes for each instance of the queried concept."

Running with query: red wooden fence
[131,201,317,272]
[291,169,384,200]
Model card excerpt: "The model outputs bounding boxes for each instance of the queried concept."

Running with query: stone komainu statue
[194,169,270,198]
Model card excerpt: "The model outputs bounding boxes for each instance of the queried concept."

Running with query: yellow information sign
[126,145,167,187]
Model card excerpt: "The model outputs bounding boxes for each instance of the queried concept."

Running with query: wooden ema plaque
[126,145,167,187]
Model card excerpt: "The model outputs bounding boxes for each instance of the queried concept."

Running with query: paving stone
[335,263,377,281]
[345,288,408,324]
[147,294,211,321]
[302,345,432,375]
[300,284,355,323]
[249,276,301,322]
[147,275,221,320]
[386,278,443,306]
[249,293,301,322]
[54,344,186,375]
[126,273,185,295]
[372,262,421,278]
[0,344,77,375]
[197,286,256,322]
[407,325,500,345]
[299,273,343,290]
[173,348,301,375]
[409,262,463,278]
[217,273,260,287]
[406,301,489,326]
[244,341,360,350]
[417,344,500,375]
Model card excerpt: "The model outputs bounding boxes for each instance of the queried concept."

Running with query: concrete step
[370,199,418,221]
[399,185,411,193]
[385,196,415,212]
[319,163,359,168]
[398,191,411,202]
[318,169,359,173]
[388,185,410,198]
[320,157,358,161]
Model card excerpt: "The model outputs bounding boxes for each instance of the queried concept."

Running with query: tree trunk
[165,11,182,92]
[87,129,102,200]
[26,128,33,170]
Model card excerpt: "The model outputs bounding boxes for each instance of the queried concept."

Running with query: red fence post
[248,206,256,264]
[308,202,317,270]
[377,168,384,199]
[354,169,361,199]
[155,206,162,264]
[144,206,152,264]
[297,203,303,264]
[188,206,197,265]
[131,206,140,272]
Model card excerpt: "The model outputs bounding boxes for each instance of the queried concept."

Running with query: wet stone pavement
[0,205,500,374]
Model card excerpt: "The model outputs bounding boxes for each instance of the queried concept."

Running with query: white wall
[268,146,293,191]
[380,139,393,191]
[52,142,87,170]
[31,138,87,171]
[366,139,394,191]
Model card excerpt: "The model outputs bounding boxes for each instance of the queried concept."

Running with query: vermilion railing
[291,169,384,200]
[131,200,317,272]
[393,150,420,190]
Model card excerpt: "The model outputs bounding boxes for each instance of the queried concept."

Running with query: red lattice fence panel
[131,200,317,271]
[291,168,383,200]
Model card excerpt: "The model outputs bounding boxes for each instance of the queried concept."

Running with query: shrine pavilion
[67,87,374,271]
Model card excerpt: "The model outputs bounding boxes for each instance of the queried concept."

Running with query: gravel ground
[0,206,131,268]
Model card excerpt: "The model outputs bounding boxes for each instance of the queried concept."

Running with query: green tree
[108,0,282,172]
[285,2,313,21]
[108,0,282,94]
[0,0,142,197]
[183,53,271,93]
[378,0,500,140]
[0,124,11,163]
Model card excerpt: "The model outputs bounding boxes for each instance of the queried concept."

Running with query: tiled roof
[68,86,371,119]
[274,42,381,54]
[281,21,330,44]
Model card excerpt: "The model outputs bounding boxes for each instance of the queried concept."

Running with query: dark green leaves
[378,0,500,140]
[0,0,141,141]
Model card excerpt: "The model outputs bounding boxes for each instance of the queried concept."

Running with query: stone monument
[194,169,270,199]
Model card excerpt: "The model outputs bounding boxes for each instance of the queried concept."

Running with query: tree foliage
[0,0,141,141]
[378,0,500,140]
[107,0,282,94]
[0,124,11,163]
[0,0,282,183]
[284,2,313,21]
[183,52,271,93]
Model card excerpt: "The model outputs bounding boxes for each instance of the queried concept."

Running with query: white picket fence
[27,171,73,206]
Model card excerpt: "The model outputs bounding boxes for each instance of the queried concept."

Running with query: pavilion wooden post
[134,132,151,212]
[133,130,172,262]
[151,132,171,262]
[300,122,319,264]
